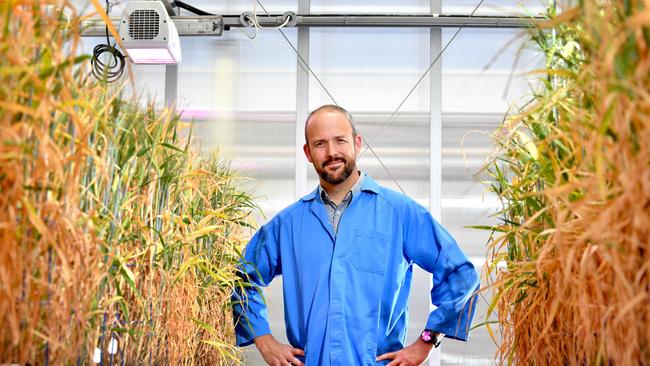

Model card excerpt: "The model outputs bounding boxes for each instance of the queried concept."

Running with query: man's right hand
[254,334,305,366]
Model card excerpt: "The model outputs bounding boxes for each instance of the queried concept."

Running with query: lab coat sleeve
[403,204,480,341]
[232,220,282,347]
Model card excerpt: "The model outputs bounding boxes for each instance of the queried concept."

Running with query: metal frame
[81,16,224,36]
[80,14,539,36]
[428,2,443,365]
[241,14,540,28]
[294,0,310,200]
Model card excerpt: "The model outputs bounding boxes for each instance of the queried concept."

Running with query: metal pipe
[80,13,541,36]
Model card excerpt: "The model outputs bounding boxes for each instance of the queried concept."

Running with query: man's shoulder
[269,197,311,223]
[373,183,422,210]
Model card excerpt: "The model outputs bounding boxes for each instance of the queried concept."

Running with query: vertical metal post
[164,65,178,109]
[429,0,443,365]
[164,4,179,110]
[295,0,310,199]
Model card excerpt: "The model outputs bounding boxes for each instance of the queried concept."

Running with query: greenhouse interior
[1,0,649,365]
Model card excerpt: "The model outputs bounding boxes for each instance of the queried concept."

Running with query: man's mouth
[324,159,345,169]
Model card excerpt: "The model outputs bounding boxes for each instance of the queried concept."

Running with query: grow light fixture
[118,0,181,64]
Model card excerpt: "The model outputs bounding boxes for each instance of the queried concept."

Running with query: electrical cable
[90,0,125,83]
[170,0,291,39]
[238,12,291,40]
[173,0,213,16]
[246,0,292,30]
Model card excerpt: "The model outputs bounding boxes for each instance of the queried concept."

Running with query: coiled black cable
[90,0,125,83]
[91,43,125,83]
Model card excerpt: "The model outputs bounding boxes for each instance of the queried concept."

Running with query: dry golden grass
[1,1,106,363]
[1,1,254,364]
[483,1,650,364]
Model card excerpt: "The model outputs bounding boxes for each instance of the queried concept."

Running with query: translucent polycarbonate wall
[439,25,542,364]
[75,0,546,364]
[443,0,546,15]
[306,27,432,201]
[178,32,298,215]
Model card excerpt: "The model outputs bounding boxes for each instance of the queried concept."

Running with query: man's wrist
[420,329,444,348]
[253,334,274,349]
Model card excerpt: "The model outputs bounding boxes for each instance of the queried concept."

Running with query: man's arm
[376,204,479,364]
[232,223,278,346]
[403,205,480,340]
[232,221,305,365]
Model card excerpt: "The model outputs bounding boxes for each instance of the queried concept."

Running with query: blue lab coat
[233,174,480,365]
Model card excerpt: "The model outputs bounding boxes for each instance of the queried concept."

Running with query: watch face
[421,330,433,342]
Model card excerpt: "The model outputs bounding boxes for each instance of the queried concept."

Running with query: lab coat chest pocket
[351,229,389,275]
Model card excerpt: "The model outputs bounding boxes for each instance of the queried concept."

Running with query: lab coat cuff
[236,321,272,347]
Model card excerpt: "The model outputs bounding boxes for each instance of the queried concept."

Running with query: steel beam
[164,64,178,108]
[289,14,539,28]
[80,14,541,36]
[80,16,223,36]
[428,0,443,364]
[294,0,310,200]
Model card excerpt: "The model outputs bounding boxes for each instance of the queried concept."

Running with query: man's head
[303,105,362,186]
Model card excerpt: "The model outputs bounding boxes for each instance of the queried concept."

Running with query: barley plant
[481,1,650,364]
[0,0,254,364]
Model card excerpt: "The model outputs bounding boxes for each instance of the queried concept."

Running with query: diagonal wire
[277,29,339,106]
[253,1,411,192]
[253,0,339,105]
[360,0,486,159]
[253,0,484,195]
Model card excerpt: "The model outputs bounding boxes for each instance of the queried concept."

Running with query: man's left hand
[375,339,433,366]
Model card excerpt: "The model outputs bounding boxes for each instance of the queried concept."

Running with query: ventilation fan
[118,0,181,64]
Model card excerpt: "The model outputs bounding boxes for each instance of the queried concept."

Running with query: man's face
[303,110,362,185]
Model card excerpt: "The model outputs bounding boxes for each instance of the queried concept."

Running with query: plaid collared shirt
[318,171,364,236]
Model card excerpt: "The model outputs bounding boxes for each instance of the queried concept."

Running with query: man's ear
[303,143,313,163]
[354,134,362,154]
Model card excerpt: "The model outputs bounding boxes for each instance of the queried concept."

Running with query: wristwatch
[420,329,444,348]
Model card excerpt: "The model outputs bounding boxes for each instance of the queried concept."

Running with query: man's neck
[320,171,360,205]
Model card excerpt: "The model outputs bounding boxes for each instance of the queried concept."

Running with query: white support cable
[359,0,487,160]
[253,0,485,197]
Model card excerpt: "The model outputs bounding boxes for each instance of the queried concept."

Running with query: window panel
[311,0,429,14]
[442,0,546,16]
[179,30,298,217]
[440,27,543,366]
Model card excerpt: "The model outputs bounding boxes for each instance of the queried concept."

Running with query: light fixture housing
[119,1,181,64]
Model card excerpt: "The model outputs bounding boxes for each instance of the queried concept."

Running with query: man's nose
[325,142,340,158]
[324,142,336,157]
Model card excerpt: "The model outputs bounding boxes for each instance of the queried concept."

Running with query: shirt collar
[301,171,379,202]
[318,171,364,204]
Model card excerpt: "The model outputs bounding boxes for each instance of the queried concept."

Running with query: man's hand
[254,334,305,366]
[375,339,433,366]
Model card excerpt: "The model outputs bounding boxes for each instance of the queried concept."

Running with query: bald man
[233,105,479,366]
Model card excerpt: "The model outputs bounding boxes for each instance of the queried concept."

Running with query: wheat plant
[0,1,255,364]
[481,1,650,364]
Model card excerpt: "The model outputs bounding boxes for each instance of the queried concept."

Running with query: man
[233,105,480,366]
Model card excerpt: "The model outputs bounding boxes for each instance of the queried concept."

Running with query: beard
[316,156,356,185]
